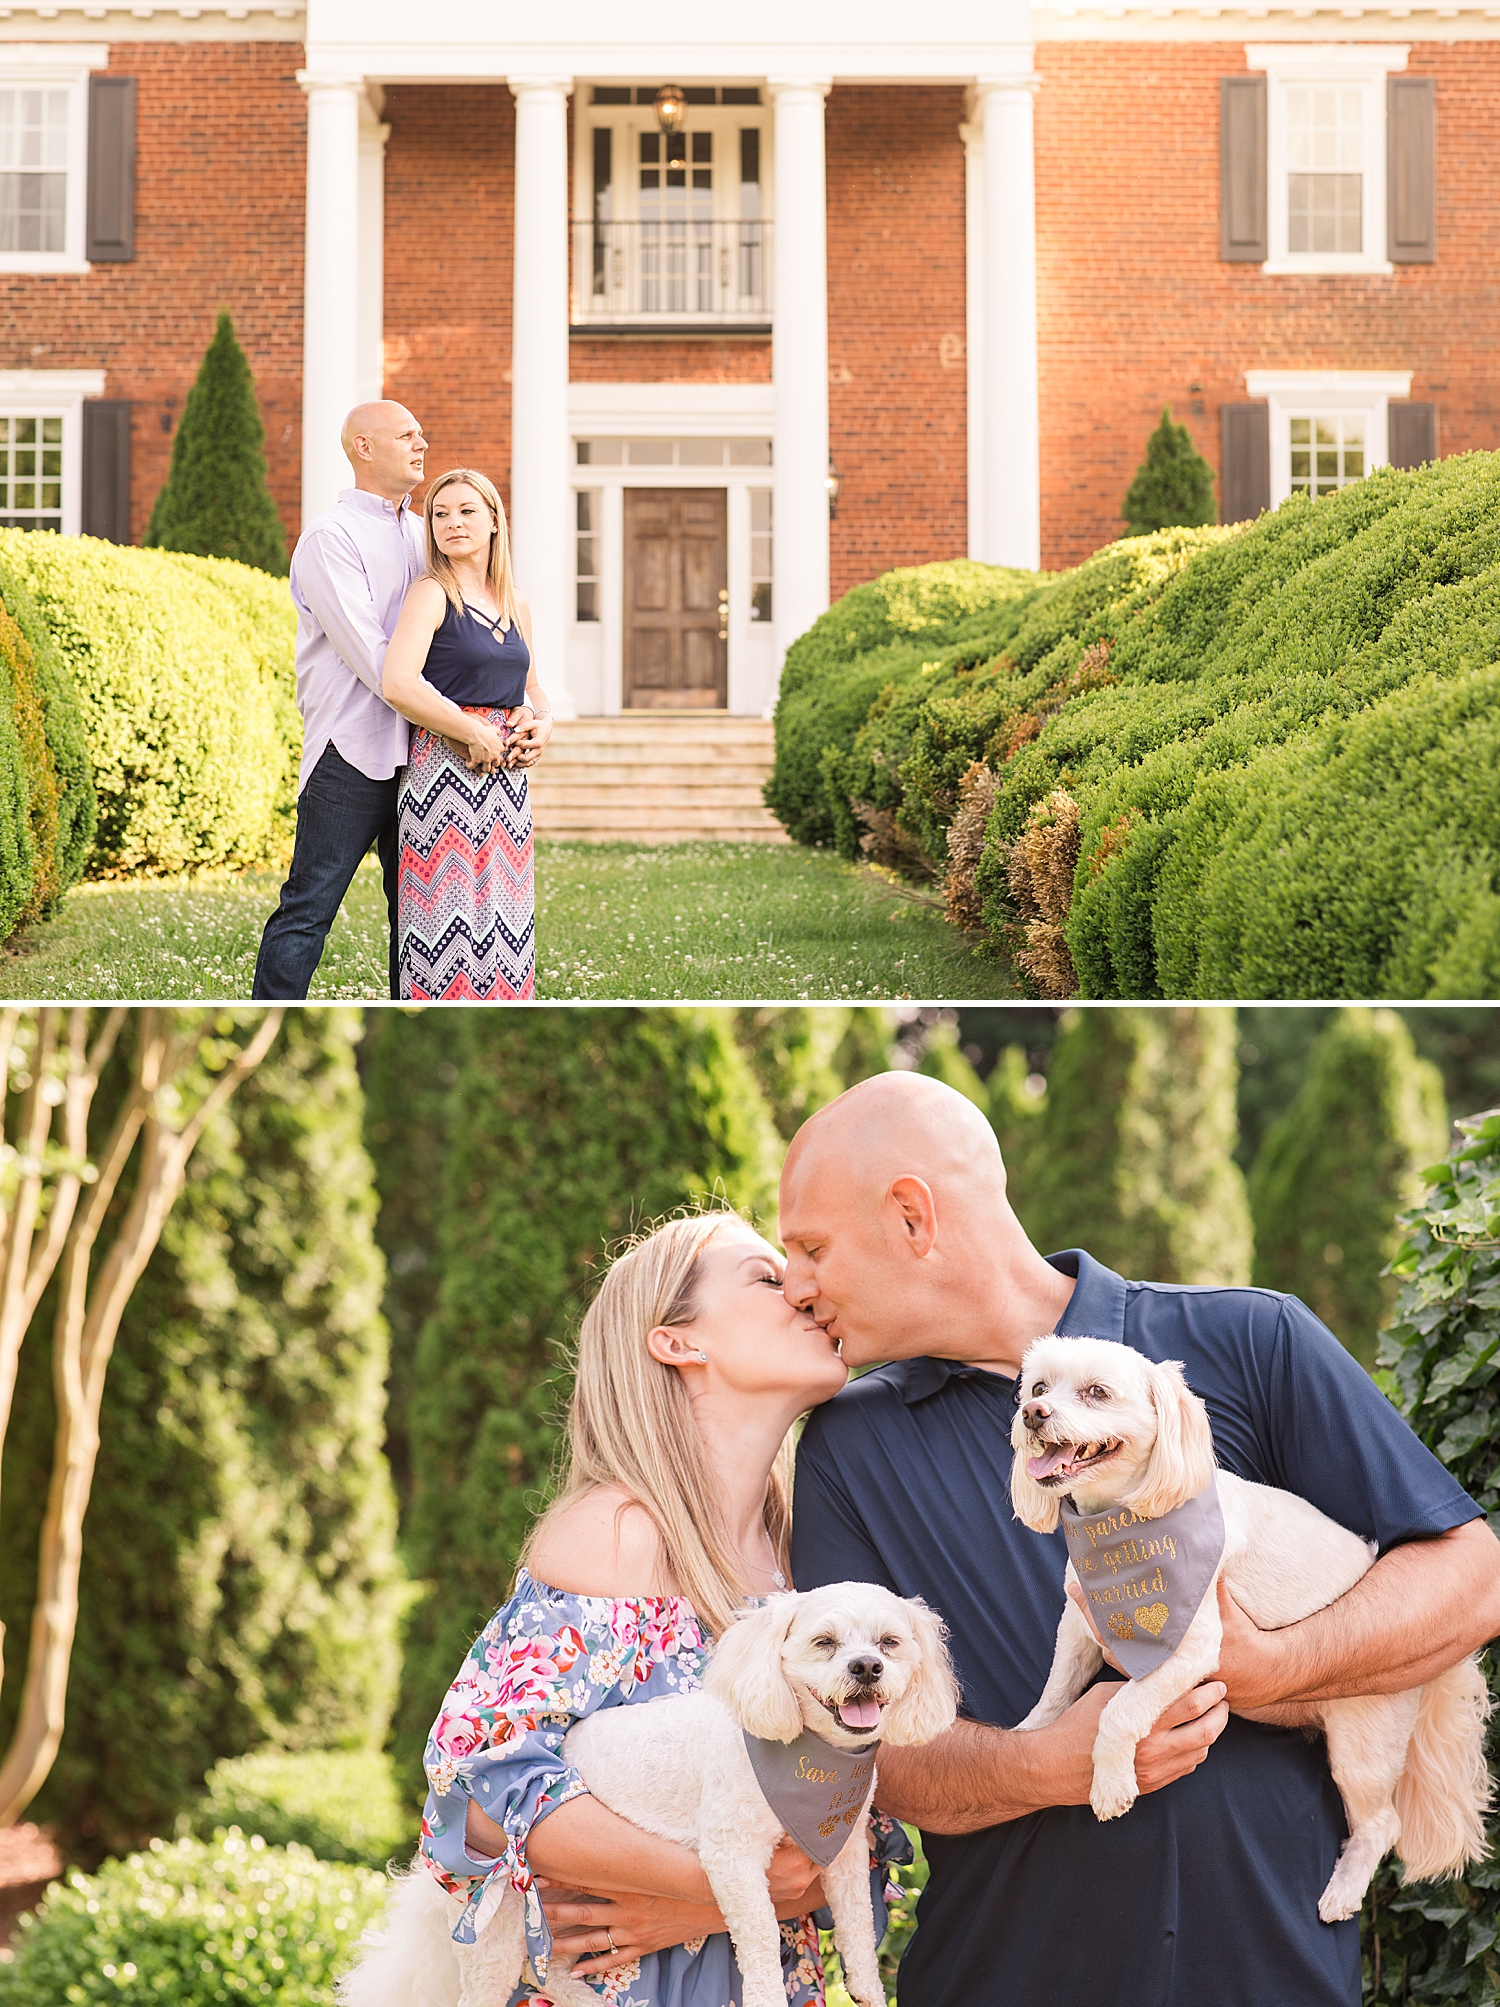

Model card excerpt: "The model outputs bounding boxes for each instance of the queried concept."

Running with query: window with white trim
[1246,369,1409,508]
[1250,44,1406,277]
[0,411,63,529]
[0,51,98,274]
[575,490,600,622]
[749,490,772,624]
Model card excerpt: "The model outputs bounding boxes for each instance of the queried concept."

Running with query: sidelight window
[575,490,600,622]
[749,490,772,624]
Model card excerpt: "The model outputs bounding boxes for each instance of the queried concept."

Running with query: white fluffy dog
[1009,1334,1491,1922]
[340,1582,956,2007]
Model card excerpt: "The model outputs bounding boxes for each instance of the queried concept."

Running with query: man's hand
[506,707,554,768]
[540,1841,823,1976]
[873,1679,1228,1834]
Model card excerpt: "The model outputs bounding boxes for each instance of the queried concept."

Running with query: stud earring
[695,1350,709,1363]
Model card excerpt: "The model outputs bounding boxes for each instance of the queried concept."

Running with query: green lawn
[0,843,1018,1002]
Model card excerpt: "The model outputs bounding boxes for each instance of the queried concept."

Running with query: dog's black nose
[848,1656,883,1685]
[1022,1399,1052,1425]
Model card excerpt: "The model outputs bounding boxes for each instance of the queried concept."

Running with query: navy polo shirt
[791,1250,1480,2007]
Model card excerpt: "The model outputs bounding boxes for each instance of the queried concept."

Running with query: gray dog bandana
[1060,1478,1226,1680]
[742,1729,876,1866]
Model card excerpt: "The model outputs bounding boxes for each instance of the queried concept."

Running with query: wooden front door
[623,488,728,709]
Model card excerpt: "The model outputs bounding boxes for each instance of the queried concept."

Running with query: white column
[509,76,576,719]
[960,117,985,562]
[768,76,831,668]
[298,73,363,526]
[356,92,390,406]
[976,73,1041,571]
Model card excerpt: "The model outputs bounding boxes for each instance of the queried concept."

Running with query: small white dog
[340,1582,956,2007]
[1009,1334,1491,1923]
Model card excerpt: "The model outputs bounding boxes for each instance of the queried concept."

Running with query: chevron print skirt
[396,710,536,1001]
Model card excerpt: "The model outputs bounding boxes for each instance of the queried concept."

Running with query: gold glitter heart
[1134,1602,1169,1638]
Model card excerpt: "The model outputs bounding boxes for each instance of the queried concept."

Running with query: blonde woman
[382,468,554,1000]
[417,1212,912,2007]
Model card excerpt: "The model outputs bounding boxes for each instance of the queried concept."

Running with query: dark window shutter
[1388,401,1437,469]
[1220,77,1267,262]
[1220,402,1270,522]
[82,401,132,543]
[1387,76,1436,263]
[86,75,136,262]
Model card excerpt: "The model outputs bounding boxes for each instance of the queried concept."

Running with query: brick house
[1,0,1494,722]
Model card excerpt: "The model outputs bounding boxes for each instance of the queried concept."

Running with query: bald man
[780,1072,1500,2007]
[252,402,429,999]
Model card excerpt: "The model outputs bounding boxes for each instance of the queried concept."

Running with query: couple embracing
[253,402,553,1003]
[389,1074,1499,2007]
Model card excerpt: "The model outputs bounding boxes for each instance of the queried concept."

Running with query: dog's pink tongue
[1027,1443,1075,1480]
[839,1697,882,1731]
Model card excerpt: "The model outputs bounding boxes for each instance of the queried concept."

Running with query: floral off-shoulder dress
[420,1569,910,2007]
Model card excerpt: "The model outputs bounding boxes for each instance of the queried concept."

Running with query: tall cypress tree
[1122,408,1217,534]
[392,1008,782,1788]
[1249,1007,1449,1364]
[145,310,289,574]
[731,1007,892,1141]
[1014,1006,1253,1284]
[0,1011,404,1856]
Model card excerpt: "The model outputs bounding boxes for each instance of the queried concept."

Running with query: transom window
[576,438,771,467]
[0,413,63,529]
[0,88,68,255]
[1287,86,1363,254]
[1289,414,1365,498]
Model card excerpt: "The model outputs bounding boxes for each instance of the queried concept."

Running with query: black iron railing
[572,218,773,323]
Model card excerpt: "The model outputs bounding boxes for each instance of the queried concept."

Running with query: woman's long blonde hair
[522,1210,795,1640]
[424,467,520,626]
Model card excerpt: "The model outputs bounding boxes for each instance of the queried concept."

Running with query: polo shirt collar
[338,487,413,521]
[894,1248,1127,1404]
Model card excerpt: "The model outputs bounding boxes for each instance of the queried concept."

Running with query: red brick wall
[826,84,969,597]
[0,42,305,550]
[1034,40,1500,567]
[381,84,515,512]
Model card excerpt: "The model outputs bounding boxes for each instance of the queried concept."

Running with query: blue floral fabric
[420,1569,909,2007]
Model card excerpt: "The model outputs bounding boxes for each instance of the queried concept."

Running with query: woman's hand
[462,718,509,773]
[505,707,553,768]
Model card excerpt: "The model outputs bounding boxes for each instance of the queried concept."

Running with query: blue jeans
[252,742,400,1000]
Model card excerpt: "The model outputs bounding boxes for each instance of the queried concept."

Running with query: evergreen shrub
[0,552,95,935]
[0,1011,405,1857]
[190,1751,413,1870]
[0,527,299,875]
[1361,1108,1500,2003]
[145,311,289,575]
[0,1835,384,2007]
[1248,1009,1448,1365]
[1121,408,1216,534]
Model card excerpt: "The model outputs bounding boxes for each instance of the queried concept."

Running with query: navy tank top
[423,595,531,709]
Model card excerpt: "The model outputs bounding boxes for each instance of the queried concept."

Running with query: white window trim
[1246,367,1411,508]
[0,43,108,276]
[1247,43,1407,278]
[0,367,106,535]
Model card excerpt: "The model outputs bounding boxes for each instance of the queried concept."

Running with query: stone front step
[529,715,789,844]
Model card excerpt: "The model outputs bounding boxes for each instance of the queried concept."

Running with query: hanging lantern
[654,82,688,134]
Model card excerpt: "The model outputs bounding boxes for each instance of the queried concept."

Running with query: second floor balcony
[571,218,774,332]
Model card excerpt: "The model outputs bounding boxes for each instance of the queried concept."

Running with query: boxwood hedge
[188,1751,414,1872]
[0,548,95,936]
[0,529,299,883]
[770,452,1500,997]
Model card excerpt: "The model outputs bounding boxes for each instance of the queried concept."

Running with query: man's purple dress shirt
[288,487,425,793]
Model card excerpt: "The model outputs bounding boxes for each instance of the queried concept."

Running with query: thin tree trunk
[0,1007,283,1828]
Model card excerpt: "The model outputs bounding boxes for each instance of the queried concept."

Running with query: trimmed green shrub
[0,554,95,935]
[146,311,289,575]
[0,1011,405,1858]
[1359,1108,1500,2002]
[393,1008,782,1791]
[1009,1006,1253,1285]
[1249,1009,1448,1366]
[189,1751,413,1870]
[0,1834,384,2007]
[0,528,298,876]
[1122,408,1216,534]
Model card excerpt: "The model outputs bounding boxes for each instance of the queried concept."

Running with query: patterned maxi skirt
[396,707,535,1000]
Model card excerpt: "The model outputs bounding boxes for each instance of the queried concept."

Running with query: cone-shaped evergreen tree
[915,1020,988,1108]
[1249,1007,1448,1365]
[145,310,289,573]
[0,1011,404,1856]
[1013,1006,1253,1284]
[1122,407,1217,535]
[391,1008,782,1789]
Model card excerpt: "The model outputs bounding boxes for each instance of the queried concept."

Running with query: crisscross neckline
[464,599,510,635]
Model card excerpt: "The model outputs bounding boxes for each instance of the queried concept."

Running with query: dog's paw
[1089,1774,1139,1822]
[1317,1884,1361,1924]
